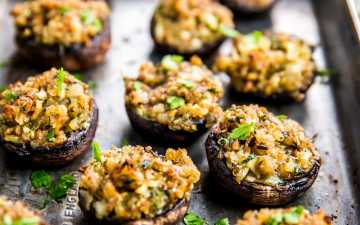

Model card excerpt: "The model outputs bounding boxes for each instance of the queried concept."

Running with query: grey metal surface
[0,0,359,224]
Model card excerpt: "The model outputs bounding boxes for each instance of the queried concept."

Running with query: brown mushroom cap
[1,102,98,167]
[205,124,321,206]
[15,21,111,71]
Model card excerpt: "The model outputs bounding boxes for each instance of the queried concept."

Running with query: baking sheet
[0,0,359,224]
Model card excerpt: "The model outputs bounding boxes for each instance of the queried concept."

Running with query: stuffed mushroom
[237,206,332,225]
[0,196,47,225]
[205,105,321,205]
[124,55,224,143]
[79,145,200,225]
[11,0,111,71]
[0,68,98,166]
[151,0,235,55]
[213,32,316,103]
[220,0,276,14]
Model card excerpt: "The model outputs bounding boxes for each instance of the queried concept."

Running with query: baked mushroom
[213,32,316,103]
[151,0,235,55]
[11,0,111,71]
[220,0,276,14]
[0,68,98,166]
[0,196,47,225]
[124,55,224,143]
[236,206,332,225]
[79,145,200,225]
[205,105,321,205]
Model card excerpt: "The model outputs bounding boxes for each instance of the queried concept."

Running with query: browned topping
[153,0,234,53]
[213,32,315,102]
[0,68,94,148]
[125,55,223,132]
[11,0,110,46]
[215,105,320,185]
[80,146,200,221]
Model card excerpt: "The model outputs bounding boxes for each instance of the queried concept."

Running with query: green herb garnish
[47,129,55,142]
[214,218,229,225]
[166,96,185,109]
[179,80,195,89]
[242,155,255,164]
[229,122,256,140]
[265,206,304,225]
[0,60,9,69]
[276,114,288,122]
[244,31,263,48]
[134,81,142,91]
[184,212,205,225]
[3,90,17,102]
[87,80,97,90]
[122,138,129,146]
[161,55,183,70]
[31,170,52,189]
[59,6,71,15]
[80,10,102,32]
[11,217,41,225]
[91,141,101,162]
[56,68,66,95]
[73,72,83,81]
[316,69,332,77]
[218,25,239,38]
[48,174,76,201]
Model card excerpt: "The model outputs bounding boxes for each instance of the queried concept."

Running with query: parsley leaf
[218,25,239,38]
[241,155,255,164]
[59,6,71,15]
[56,68,66,96]
[47,129,55,142]
[80,10,103,32]
[3,89,17,102]
[215,218,229,225]
[229,122,256,140]
[179,80,195,89]
[166,96,185,109]
[276,114,288,122]
[31,170,52,189]
[91,141,101,162]
[122,138,129,146]
[73,72,83,81]
[265,206,304,225]
[133,81,142,91]
[12,217,41,225]
[316,69,332,77]
[87,80,97,90]
[48,174,76,201]
[244,31,263,48]
[161,55,183,70]
[184,212,205,225]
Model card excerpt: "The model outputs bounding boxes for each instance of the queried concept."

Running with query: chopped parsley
[133,81,142,91]
[47,129,55,142]
[184,212,205,225]
[56,68,66,95]
[7,217,41,225]
[73,72,83,81]
[87,80,97,90]
[166,96,185,109]
[3,90,17,102]
[161,55,183,70]
[218,25,239,38]
[265,206,304,225]
[316,69,332,77]
[229,122,256,140]
[49,174,76,201]
[276,114,288,122]
[214,218,229,225]
[91,141,101,162]
[80,10,103,32]
[242,155,255,164]
[244,31,263,48]
[122,138,129,146]
[31,170,52,189]
[59,6,71,15]
[179,80,195,89]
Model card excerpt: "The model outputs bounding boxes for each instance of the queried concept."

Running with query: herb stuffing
[125,55,223,132]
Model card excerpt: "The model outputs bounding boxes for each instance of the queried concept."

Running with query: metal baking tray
[0,0,359,224]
